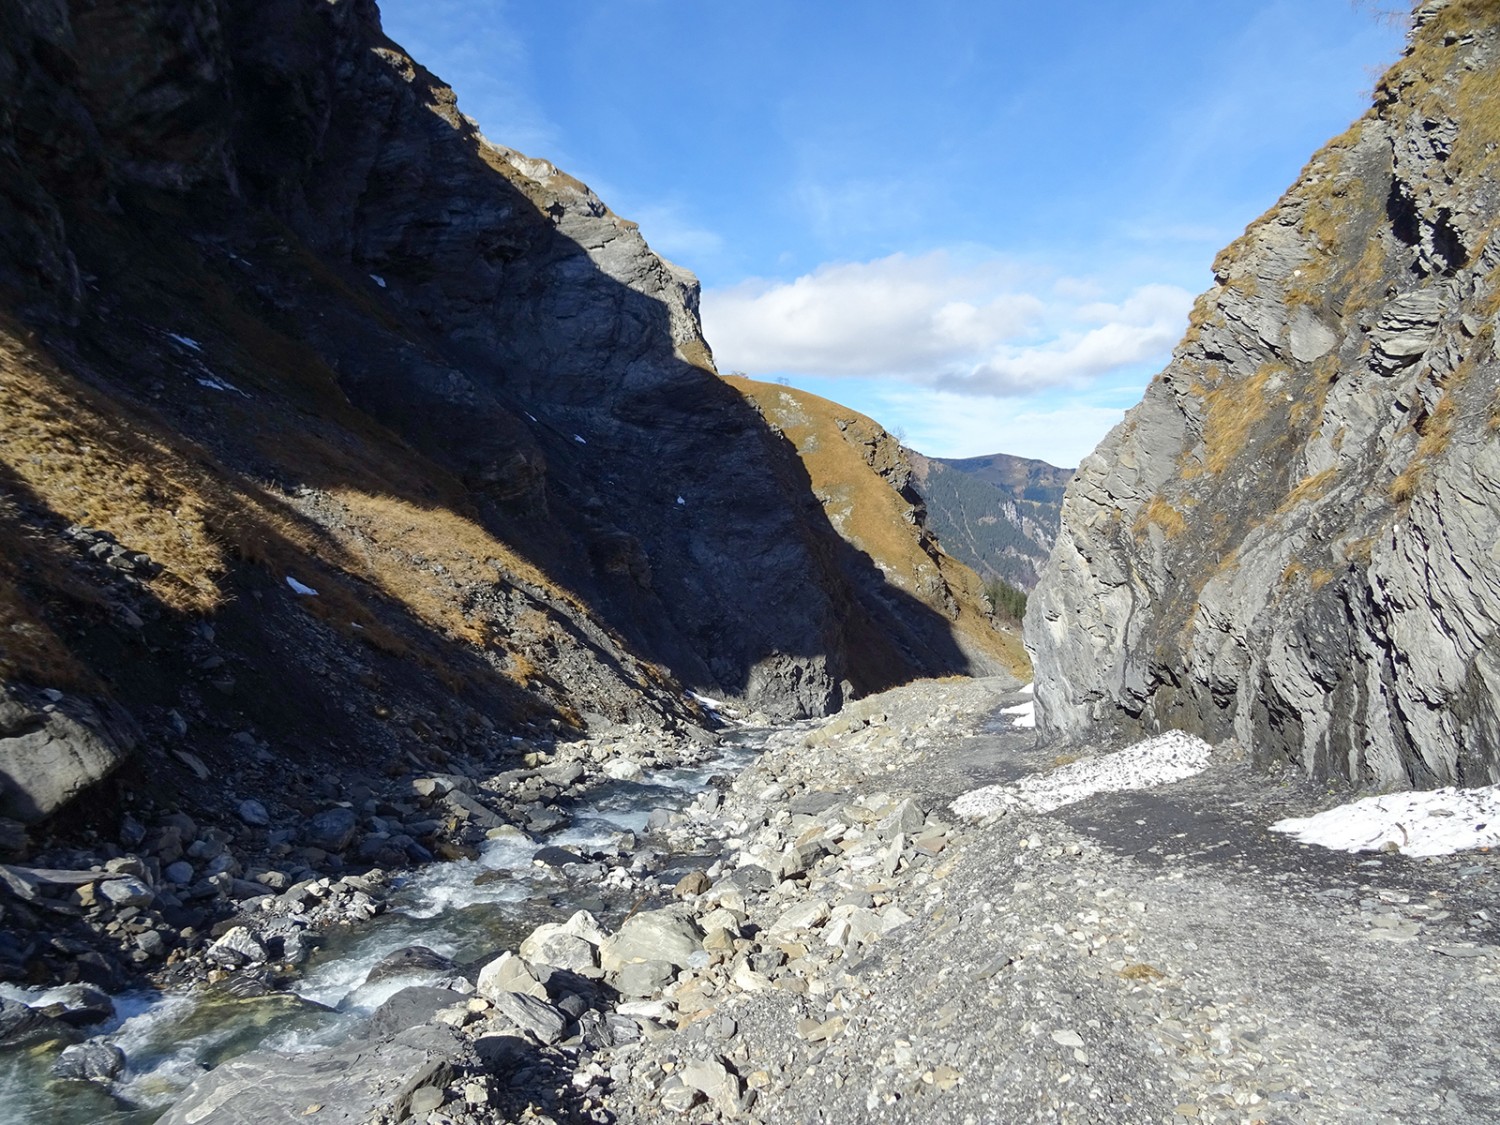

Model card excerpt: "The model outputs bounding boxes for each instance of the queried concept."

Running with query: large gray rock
[600,907,703,972]
[0,689,136,824]
[1029,7,1500,786]
[157,1022,462,1125]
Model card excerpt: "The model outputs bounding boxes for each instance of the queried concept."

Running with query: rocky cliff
[727,379,1025,680]
[907,450,1072,592]
[1029,0,1500,786]
[0,0,1002,835]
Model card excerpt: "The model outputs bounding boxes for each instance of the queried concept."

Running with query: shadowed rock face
[1029,0,1500,786]
[0,0,1002,822]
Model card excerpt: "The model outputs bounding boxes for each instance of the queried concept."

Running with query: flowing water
[0,731,768,1124]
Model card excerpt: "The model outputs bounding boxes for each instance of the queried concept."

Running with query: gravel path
[145,676,1500,1125]
[596,676,1500,1124]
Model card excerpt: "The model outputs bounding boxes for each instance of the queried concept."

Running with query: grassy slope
[725,377,1029,680]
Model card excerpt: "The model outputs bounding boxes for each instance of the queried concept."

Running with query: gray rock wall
[1029,0,1500,785]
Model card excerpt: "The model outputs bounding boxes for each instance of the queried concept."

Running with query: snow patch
[676,496,686,506]
[1019,682,1035,695]
[1000,700,1036,729]
[1271,786,1500,857]
[195,375,246,395]
[953,730,1212,818]
[573,434,587,444]
[166,333,202,352]
[285,576,319,596]
[369,274,386,288]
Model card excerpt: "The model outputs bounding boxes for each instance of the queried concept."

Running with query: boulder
[158,1023,461,1125]
[487,991,568,1044]
[304,807,358,853]
[600,908,703,972]
[365,986,466,1040]
[51,1040,125,1084]
[0,689,137,824]
[97,876,154,909]
[475,951,548,1002]
[363,946,456,987]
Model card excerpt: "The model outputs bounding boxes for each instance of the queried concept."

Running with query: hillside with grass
[727,378,1028,681]
[0,0,1009,837]
[1029,0,1500,786]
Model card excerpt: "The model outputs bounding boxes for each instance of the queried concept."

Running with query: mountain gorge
[0,0,1006,835]
[906,450,1071,592]
[1029,0,1500,787]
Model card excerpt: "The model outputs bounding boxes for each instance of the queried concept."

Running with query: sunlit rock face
[1028,0,1500,786]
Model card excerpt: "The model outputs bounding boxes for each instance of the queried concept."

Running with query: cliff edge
[1029,0,1500,786]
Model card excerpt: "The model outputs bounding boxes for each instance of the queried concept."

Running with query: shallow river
[0,731,767,1123]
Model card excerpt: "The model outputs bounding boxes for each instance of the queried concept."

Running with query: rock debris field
[163,677,1500,1124]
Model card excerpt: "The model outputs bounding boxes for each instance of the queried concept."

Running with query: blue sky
[379,1,1407,467]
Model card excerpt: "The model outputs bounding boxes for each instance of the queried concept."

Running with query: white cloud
[872,388,1133,468]
[702,251,1192,398]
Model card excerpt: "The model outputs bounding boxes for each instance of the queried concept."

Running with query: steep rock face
[907,451,1071,591]
[0,0,995,826]
[728,379,1025,683]
[1029,0,1500,786]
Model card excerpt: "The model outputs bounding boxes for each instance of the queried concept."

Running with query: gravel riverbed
[42,675,1500,1124]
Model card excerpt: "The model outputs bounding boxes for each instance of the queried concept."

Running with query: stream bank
[10,672,1500,1123]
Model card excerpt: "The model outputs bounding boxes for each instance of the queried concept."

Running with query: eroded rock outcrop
[1029,0,1500,785]
[0,0,1003,832]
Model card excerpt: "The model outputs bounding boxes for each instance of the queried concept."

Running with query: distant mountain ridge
[906,450,1073,592]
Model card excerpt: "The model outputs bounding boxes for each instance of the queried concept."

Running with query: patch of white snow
[166,333,202,351]
[952,730,1213,819]
[1000,700,1036,729]
[1270,786,1500,857]
[195,375,246,396]
[369,274,386,288]
[285,576,318,596]
[573,434,587,444]
[676,496,686,506]
[1019,682,1035,695]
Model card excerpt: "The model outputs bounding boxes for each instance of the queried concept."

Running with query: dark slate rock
[158,1023,462,1125]
[363,945,456,987]
[365,986,466,1041]
[305,807,358,853]
[51,1040,125,1083]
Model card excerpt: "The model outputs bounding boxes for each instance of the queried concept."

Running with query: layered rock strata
[1029,0,1500,785]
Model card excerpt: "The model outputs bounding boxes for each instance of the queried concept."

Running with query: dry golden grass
[725,375,1014,667]
[0,315,582,692]
[1133,494,1189,539]
[1281,558,1336,591]
[1184,364,1280,479]
[1279,468,1338,513]
[1389,367,1469,505]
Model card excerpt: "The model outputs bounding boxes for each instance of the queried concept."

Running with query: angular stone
[681,1056,740,1104]
[52,1040,125,1084]
[612,959,677,997]
[305,807,358,853]
[208,926,267,968]
[487,991,568,1044]
[769,899,830,935]
[600,908,702,971]
[476,951,548,1002]
[98,875,154,909]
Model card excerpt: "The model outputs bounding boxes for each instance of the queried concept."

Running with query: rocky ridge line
[1029,0,1500,785]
